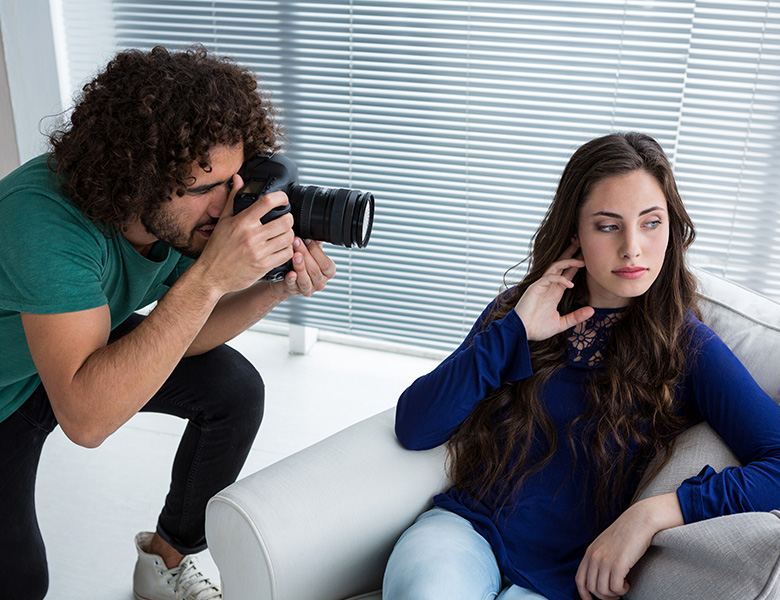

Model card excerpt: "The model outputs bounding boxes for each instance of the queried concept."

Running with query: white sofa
[205,267,780,600]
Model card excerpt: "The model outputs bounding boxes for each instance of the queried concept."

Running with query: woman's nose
[621,231,641,258]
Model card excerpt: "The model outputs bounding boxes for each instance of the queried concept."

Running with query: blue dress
[395,301,780,600]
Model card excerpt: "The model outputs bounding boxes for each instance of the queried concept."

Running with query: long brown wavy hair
[48,45,281,230]
[447,132,699,523]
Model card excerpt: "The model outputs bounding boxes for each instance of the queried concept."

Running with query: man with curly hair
[0,46,336,600]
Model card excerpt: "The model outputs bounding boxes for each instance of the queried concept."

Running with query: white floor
[36,328,441,600]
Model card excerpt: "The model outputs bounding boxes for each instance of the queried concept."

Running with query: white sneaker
[133,532,222,600]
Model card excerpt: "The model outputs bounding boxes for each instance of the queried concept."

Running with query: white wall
[0,17,19,177]
[0,0,63,163]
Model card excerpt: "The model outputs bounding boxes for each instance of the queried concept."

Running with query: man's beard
[141,205,216,260]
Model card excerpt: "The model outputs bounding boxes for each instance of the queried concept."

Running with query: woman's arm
[395,241,594,450]
[675,319,780,520]
[576,318,780,600]
[394,300,534,450]
[575,492,683,600]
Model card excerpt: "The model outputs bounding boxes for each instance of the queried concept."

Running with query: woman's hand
[575,493,684,600]
[513,241,594,341]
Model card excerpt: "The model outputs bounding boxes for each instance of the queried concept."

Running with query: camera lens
[289,185,374,248]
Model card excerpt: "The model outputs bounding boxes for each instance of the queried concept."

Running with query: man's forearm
[184,280,290,356]
[183,236,337,355]
[45,264,224,446]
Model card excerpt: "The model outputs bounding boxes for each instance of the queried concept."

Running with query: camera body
[234,154,374,281]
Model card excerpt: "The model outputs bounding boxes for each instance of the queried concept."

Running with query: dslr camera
[234,154,375,282]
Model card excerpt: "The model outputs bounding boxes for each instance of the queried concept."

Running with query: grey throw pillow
[626,423,780,599]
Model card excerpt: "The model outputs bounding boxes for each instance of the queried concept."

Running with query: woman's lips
[613,267,647,280]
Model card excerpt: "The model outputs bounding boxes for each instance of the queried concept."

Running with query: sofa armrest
[205,407,451,600]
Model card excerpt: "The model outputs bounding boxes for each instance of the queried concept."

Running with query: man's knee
[4,540,49,600]
[19,566,48,600]
[188,345,265,428]
[219,348,265,430]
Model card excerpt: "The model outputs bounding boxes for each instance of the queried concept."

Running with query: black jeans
[0,313,265,600]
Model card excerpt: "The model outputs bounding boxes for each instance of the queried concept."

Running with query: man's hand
[196,173,297,296]
[273,238,336,298]
[575,493,684,600]
[183,179,337,356]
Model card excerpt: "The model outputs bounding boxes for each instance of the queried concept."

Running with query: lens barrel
[289,185,374,248]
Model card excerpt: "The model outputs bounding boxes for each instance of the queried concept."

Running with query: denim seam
[178,413,207,544]
[16,409,55,433]
[15,393,57,434]
[150,396,208,553]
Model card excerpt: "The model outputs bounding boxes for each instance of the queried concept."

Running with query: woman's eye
[645,219,662,229]
[597,224,618,232]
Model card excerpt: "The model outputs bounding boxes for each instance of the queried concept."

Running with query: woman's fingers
[562,253,584,280]
[562,262,584,282]
[514,242,591,342]
[544,257,585,278]
[561,305,595,330]
[542,274,575,290]
[550,240,583,278]
[577,558,622,600]
[597,568,615,599]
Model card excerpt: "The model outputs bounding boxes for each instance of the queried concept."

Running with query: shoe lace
[171,557,222,600]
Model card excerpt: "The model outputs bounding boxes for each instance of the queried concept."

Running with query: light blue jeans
[382,507,550,600]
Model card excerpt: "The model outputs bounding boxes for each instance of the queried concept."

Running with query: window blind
[674,1,780,297]
[58,0,780,352]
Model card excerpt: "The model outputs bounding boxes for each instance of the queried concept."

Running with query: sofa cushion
[694,266,780,403]
[633,422,741,502]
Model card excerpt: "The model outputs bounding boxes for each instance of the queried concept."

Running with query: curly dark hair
[48,45,281,229]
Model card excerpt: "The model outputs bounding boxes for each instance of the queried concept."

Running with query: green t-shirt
[0,155,194,422]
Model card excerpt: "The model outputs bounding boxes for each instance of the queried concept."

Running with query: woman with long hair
[383,132,780,600]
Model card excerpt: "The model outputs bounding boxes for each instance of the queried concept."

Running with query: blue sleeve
[394,297,534,450]
[676,319,780,523]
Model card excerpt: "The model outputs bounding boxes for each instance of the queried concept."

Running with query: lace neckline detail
[567,307,627,368]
